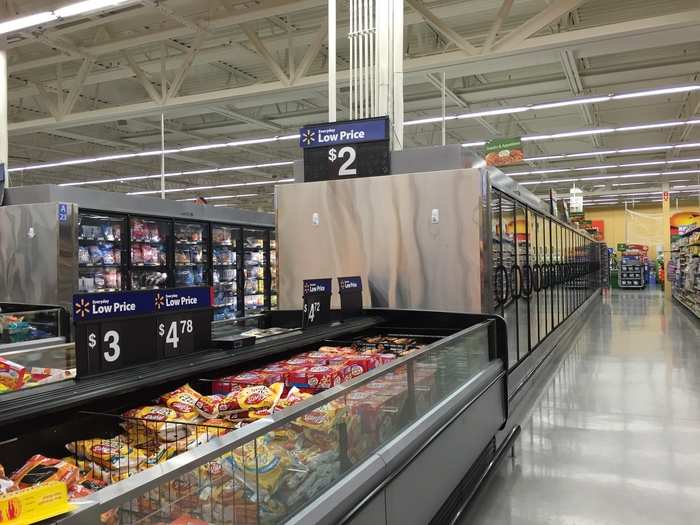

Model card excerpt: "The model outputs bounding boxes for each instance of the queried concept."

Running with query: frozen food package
[224,440,291,500]
[124,406,188,442]
[0,357,26,391]
[11,455,80,489]
[195,394,225,419]
[160,384,202,421]
[66,438,146,474]
[79,246,90,264]
[236,383,284,411]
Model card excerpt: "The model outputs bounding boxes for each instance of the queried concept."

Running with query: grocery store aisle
[460,288,700,525]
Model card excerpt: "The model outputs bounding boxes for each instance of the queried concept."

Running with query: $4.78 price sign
[158,317,195,357]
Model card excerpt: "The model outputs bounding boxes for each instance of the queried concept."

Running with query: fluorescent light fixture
[461,141,487,148]
[503,156,700,177]
[531,96,611,110]
[10,134,300,173]
[579,175,620,181]
[59,160,294,187]
[177,193,259,202]
[612,182,647,187]
[55,0,129,18]
[0,12,57,35]
[523,128,616,141]
[127,178,295,196]
[520,178,578,185]
[567,149,618,158]
[617,172,661,178]
[593,184,607,188]
[616,121,683,132]
[612,86,700,100]
[407,115,458,126]
[457,107,528,119]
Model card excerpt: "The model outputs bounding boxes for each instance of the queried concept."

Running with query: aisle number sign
[300,117,391,182]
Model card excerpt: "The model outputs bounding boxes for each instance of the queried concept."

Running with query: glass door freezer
[77,211,127,293]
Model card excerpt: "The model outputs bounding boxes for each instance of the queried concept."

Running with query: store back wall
[585,204,699,250]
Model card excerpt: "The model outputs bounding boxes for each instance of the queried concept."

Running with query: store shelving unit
[619,255,645,289]
[672,225,700,318]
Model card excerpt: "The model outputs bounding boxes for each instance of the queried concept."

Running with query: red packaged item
[318,346,356,355]
[375,353,397,365]
[11,455,81,489]
[169,515,209,525]
[303,352,331,364]
[212,371,282,394]
[195,394,225,419]
[0,357,26,391]
[286,365,343,391]
[283,357,316,368]
[327,355,350,367]
[342,355,377,378]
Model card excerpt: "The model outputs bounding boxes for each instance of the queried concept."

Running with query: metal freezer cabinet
[276,168,492,313]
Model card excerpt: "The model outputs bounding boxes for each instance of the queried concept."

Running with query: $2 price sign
[328,146,357,176]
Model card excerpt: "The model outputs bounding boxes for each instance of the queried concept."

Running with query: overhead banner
[484,137,523,166]
[300,117,391,182]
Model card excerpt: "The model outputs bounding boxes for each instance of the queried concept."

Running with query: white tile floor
[460,288,700,525]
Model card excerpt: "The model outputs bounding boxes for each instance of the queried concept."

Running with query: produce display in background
[0,335,428,523]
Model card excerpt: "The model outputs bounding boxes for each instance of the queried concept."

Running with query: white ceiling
[2,0,700,210]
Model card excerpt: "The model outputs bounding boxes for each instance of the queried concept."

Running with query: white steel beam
[9,10,700,135]
[483,0,513,53]
[166,34,205,101]
[61,57,94,116]
[123,51,162,104]
[241,24,290,86]
[296,24,327,82]
[207,106,282,131]
[405,0,478,56]
[493,0,590,52]
[559,48,601,151]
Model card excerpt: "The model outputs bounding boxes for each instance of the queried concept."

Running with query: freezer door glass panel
[243,228,267,315]
[270,230,278,309]
[536,213,548,343]
[78,212,127,293]
[501,196,518,368]
[528,210,540,348]
[129,216,171,290]
[491,190,505,314]
[212,224,240,320]
[173,221,209,287]
[515,203,530,357]
[565,228,571,319]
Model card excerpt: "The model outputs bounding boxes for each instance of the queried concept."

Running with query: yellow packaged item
[66,439,146,474]
[126,406,188,442]
[226,440,289,498]
[160,384,202,421]
[237,382,284,411]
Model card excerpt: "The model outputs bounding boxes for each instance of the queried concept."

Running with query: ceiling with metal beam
[2,0,700,210]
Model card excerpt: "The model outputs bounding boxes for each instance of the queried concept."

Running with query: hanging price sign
[300,117,391,182]
[302,278,332,328]
[73,287,213,378]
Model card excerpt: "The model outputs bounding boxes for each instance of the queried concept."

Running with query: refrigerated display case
[77,212,126,293]
[212,224,240,320]
[243,228,267,315]
[174,221,209,287]
[0,309,507,525]
[129,215,171,290]
[0,185,275,318]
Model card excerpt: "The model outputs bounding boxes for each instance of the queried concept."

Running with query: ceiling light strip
[58,161,294,187]
[127,178,295,196]
[407,85,700,127]
[506,157,700,176]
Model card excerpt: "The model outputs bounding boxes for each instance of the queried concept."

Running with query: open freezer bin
[46,310,507,525]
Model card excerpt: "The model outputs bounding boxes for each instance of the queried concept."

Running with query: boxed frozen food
[11,455,80,489]
[286,365,344,391]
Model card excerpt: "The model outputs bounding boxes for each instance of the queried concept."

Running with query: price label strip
[338,276,363,313]
[0,481,75,525]
[73,287,213,378]
[300,117,391,182]
[302,278,332,329]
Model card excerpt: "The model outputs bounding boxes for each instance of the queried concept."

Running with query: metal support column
[328,0,337,122]
[0,47,8,188]
[160,113,166,199]
[662,182,672,301]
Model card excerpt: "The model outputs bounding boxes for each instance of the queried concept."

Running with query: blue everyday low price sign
[73,286,212,321]
[299,117,389,149]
